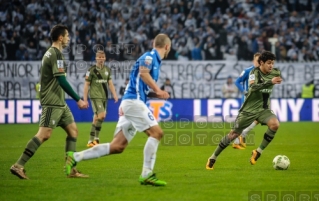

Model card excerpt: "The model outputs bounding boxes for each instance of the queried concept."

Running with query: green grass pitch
[0,122,318,201]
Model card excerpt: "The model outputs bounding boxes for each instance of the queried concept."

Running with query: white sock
[257,147,263,154]
[74,143,110,162]
[142,137,159,178]
[233,138,240,144]
[241,121,257,138]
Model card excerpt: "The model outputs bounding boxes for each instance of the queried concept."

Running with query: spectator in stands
[222,76,238,98]
[0,0,318,62]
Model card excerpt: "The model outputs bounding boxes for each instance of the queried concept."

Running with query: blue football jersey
[122,49,162,103]
[235,65,255,103]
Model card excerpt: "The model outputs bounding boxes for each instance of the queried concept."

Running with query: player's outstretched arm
[56,76,88,109]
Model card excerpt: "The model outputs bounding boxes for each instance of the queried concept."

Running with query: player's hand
[114,95,118,103]
[156,90,170,99]
[77,99,89,109]
[271,77,282,84]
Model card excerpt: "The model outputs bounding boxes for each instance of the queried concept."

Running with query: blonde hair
[154,34,171,48]
[96,50,105,55]
[254,52,261,58]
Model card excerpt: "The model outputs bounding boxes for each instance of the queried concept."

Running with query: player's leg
[87,99,99,147]
[64,109,136,176]
[233,95,247,149]
[59,106,89,177]
[94,100,107,145]
[10,107,60,179]
[241,120,259,143]
[117,100,166,186]
[250,110,279,165]
[206,112,256,170]
[87,115,97,147]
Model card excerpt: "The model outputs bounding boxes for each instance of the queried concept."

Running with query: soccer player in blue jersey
[65,34,171,186]
[232,52,261,149]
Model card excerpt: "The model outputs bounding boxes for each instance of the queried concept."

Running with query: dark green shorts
[90,99,107,114]
[232,109,277,134]
[39,105,74,129]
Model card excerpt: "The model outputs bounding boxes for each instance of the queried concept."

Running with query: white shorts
[114,99,158,142]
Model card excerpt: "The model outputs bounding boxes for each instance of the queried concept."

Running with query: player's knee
[98,117,105,121]
[268,118,280,131]
[36,128,53,142]
[112,144,126,154]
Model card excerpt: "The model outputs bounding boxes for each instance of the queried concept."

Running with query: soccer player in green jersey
[10,24,89,179]
[83,50,118,147]
[206,51,282,170]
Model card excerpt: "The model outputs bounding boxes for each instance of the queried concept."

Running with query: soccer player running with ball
[206,51,282,170]
[83,50,118,147]
[65,34,171,186]
[232,52,261,150]
[10,24,89,179]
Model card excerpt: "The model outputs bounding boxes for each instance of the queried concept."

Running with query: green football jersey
[39,47,67,107]
[239,67,281,114]
[85,65,112,100]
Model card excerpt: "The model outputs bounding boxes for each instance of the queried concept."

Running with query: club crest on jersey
[105,71,108,76]
[57,60,64,68]
[144,56,153,66]
[249,74,255,81]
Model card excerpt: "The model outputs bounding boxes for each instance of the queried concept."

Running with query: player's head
[153,34,171,59]
[253,52,261,67]
[258,51,276,73]
[95,50,106,66]
[50,24,70,48]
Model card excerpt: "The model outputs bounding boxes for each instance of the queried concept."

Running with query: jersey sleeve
[139,54,154,70]
[235,70,246,92]
[52,51,65,77]
[85,67,93,82]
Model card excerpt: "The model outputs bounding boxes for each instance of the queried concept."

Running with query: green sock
[16,137,41,166]
[259,128,276,150]
[89,124,95,142]
[211,135,232,159]
[66,136,77,152]
[95,119,103,139]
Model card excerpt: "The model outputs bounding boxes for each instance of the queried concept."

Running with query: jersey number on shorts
[148,112,154,121]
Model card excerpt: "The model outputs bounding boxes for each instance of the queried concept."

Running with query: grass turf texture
[0,122,318,201]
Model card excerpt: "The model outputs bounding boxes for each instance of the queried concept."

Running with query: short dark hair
[50,24,68,42]
[258,51,276,64]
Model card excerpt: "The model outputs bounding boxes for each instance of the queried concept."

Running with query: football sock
[210,134,231,159]
[66,136,77,152]
[74,143,110,162]
[258,128,276,151]
[89,124,95,142]
[16,137,41,166]
[142,137,159,178]
[95,119,103,139]
[241,121,257,138]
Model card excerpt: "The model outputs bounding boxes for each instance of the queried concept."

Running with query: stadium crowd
[1,0,319,62]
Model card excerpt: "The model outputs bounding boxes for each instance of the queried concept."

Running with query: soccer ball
[272,155,290,170]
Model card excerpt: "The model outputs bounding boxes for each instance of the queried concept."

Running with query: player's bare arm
[83,81,90,104]
[139,66,169,99]
[108,80,118,103]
